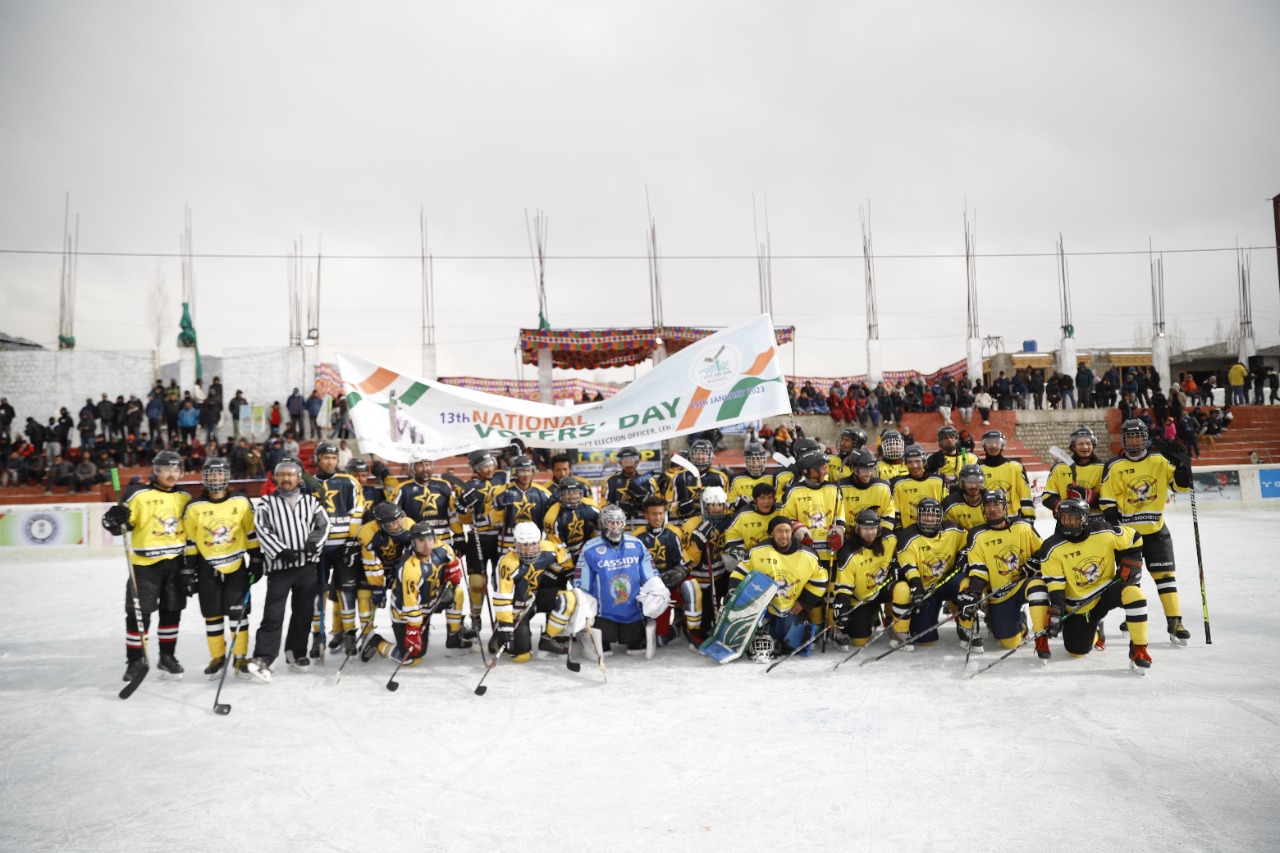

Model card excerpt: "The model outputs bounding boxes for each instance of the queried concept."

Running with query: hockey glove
[908,577,926,609]
[178,561,200,597]
[275,548,301,568]
[371,588,386,608]
[955,587,980,621]
[793,525,814,549]
[303,542,321,563]
[443,559,463,587]
[1047,591,1066,639]
[102,504,131,535]
[343,538,362,569]
[827,527,844,553]
[831,597,852,625]
[493,624,513,652]
[404,623,423,658]
[1102,506,1121,527]
[1118,549,1143,585]
[1065,484,1097,508]
[452,535,469,556]
[371,460,391,482]
[659,565,689,589]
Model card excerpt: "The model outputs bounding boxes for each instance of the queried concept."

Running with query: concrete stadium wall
[0,349,156,428]
[218,346,311,413]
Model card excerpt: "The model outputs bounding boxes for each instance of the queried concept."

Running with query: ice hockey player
[679,486,736,645]
[103,449,193,682]
[779,449,845,629]
[310,440,368,658]
[543,476,600,561]
[831,508,898,650]
[603,446,655,526]
[733,516,826,658]
[876,429,910,482]
[1099,418,1193,644]
[956,488,1048,657]
[246,458,330,681]
[362,521,469,665]
[391,448,462,538]
[722,482,783,570]
[889,496,968,649]
[346,458,388,507]
[925,424,977,489]
[830,426,869,482]
[774,436,821,500]
[728,441,775,510]
[891,444,947,530]
[1042,426,1105,519]
[978,430,1035,524]
[493,454,555,549]
[544,505,667,656]
[942,463,988,532]
[837,449,896,531]
[456,449,509,639]
[356,502,413,634]
[632,495,690,645]
[1038,497,1151,670]
[183,457,261,678]
[667,438,731,521]
[487,521,575,659]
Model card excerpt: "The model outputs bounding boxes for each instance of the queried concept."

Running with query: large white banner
[337,315,791,461]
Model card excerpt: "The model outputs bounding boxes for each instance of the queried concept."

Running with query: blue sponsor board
[1260,468,1280,499]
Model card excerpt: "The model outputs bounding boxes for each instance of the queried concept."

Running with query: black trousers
[123,557,185,662]
[197,564,251,623]
[254,564,319,664]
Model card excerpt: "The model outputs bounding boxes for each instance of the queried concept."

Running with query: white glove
[567,587,598,635]
[637,576,670,619]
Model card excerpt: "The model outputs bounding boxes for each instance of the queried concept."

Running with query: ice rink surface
[2,506,1278,853]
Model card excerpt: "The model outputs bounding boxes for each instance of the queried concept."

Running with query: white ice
[2,506,1277,853]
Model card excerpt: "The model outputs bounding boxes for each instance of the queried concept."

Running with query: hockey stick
[764,624,832,673]
[581,621,608,683]
[968,578,1119,678]
[769,581,891,673]
[334,597,381,684]
[564,628,581,673]
[1189,483,1211,644]
[833,628,889,670]
[964,605,980,669]
[112,468,150,700]
[474,600,537,696]
[213,585,253,715]
[386,583,453,693]
[312,556,327,666]
[860,568,1006,667]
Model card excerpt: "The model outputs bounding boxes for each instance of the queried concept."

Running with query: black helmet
[849,448,878,473]
[981,430,1005,454]
[959,463,984,491]
[346,457,370,475]
[937,424,960,444]
[511,454,535,473]
[690,439,714,470]
[904,444,927,463]
[1056,498,1090,541]
[202,457,230,491]
[468,449,496,470]
[1121,419,1148,459]
[618,446,640,462]
[557,476,587,508]
[153,450,182,470]
[981,488,1009,522]
[916,497,944,534]
[409,520,437,540]
[372,501,406,533]
[797,450,827,481]
[854,507,881,529]
[743,442,768,476]
[879,430,904,461]
[840,426,868,451]
[315,441,339,458]
[793,437,820,459]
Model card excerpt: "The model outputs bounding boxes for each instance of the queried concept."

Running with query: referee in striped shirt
[246,458,330,681]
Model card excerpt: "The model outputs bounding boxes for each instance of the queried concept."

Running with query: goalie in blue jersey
[546,505,669,656]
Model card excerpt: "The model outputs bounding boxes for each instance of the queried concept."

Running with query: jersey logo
[870,566,889,587]
[1128,476,1157,506]
[807,509,826,530]
[1071,559,1103,587]
[923,557,947,585]
[415,490,442,517]
[610,574,633,605]
[204,523,233,547]
[999,550,1021,577]
[154,513,180,538]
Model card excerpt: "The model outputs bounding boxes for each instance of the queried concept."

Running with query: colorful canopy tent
[518,325,795,370]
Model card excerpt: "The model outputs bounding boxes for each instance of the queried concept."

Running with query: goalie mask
[600,505,628,545]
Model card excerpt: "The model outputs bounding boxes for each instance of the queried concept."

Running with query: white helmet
[513,521,542,562]
[409,446,432,465]
[701,486,728,518]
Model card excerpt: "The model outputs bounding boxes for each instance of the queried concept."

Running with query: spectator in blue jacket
[305,391,324,439]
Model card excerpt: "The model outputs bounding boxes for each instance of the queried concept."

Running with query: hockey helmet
[1069,425,1097,457]
[315,441,339,459]
[372,501,406,534]
[202,457,230,492]
[840,426,869,454]
[743,442,768,477]
[1121,419,1148,459]
[513,521,542,562]
[959,463,985,493]
[981,488,1009,523]
[1056,497,1090,540]
[793,438,821,460]
[937,424,960,449]
[511,454,536,483]
[879,430,905,462]
[797,450,827,484]
[916,497,944,535]
[153,449,183,472]
[468,449,496,473]
[690,439,714,471]
[599,505,627,544]
[557,477,587,509]
[854,507,882,539]
[701,486,729,519]
[904,444,927,473]
[346,457,370,476]
[981,430,1005,455]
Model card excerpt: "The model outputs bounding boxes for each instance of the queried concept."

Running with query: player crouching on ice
[733,517,826,662]
[362,522,469,666]
[542,505,668,658]
[488,521,574,661]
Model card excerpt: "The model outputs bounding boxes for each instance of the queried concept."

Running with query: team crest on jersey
[923,557,947,584]
[596,545,607,555]
[1071,559,1103,587]
[870,566,889,587]
[999,550,1021,577]
[1128,476,1157,506]
[610,575,633,605]
[807,509,826,529]
[204,523,233,547]
[153,513,180,538]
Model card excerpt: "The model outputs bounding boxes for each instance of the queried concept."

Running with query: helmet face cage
[600,506,627,543]
[917,501,943,534]
[744,446,767,477]
[514,522,542,561]
[690,441,713,470]
[1122,420,1148,457]
[881,433,904,461]
[202,460,229,492]
[558,480,584,508]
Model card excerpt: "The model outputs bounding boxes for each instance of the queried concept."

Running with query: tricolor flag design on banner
[337,315,791,461]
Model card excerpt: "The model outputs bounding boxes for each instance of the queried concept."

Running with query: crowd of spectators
[0,378,352,494]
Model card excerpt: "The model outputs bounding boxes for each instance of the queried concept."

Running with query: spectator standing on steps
[286,389,305,438]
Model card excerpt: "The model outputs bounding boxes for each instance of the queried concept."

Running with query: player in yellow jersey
[926,424,978,490]
[183,457,260,678]
[679,486,736,645]
[1042,426,1105,519]
[1099,418,1193,644]
[831,509,898,651]
[722,483,783,570]
[978,430,1035,524]
[891,445,947,530]
[491,522,575,661]
[889,497,969,649]
[728,442,776,511]
[942,463,989,532]
[774,437,821,502]
[876,429,910,482]
[829,426,869,483]
[955,489,1048,657]
[1038,498,1151,671]
[102,449,192,682]
[732,517,827,659]
[838,449,896,530]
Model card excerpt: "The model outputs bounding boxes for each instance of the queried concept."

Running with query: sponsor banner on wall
[569,444,664,481]
[1259,468,1280,499]
[0,507,87,548]
[1191,470,1242,501]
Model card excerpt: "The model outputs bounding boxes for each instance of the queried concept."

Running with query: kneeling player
[363,522,468,665]
[490,522,574,661]
[889,497,968,649]
[1038,499,1151,671]
[734,517,826,659]
[831,509,898,650]
[546,505,667,656]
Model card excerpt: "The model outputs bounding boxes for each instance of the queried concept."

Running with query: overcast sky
[1,1,1278,385]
